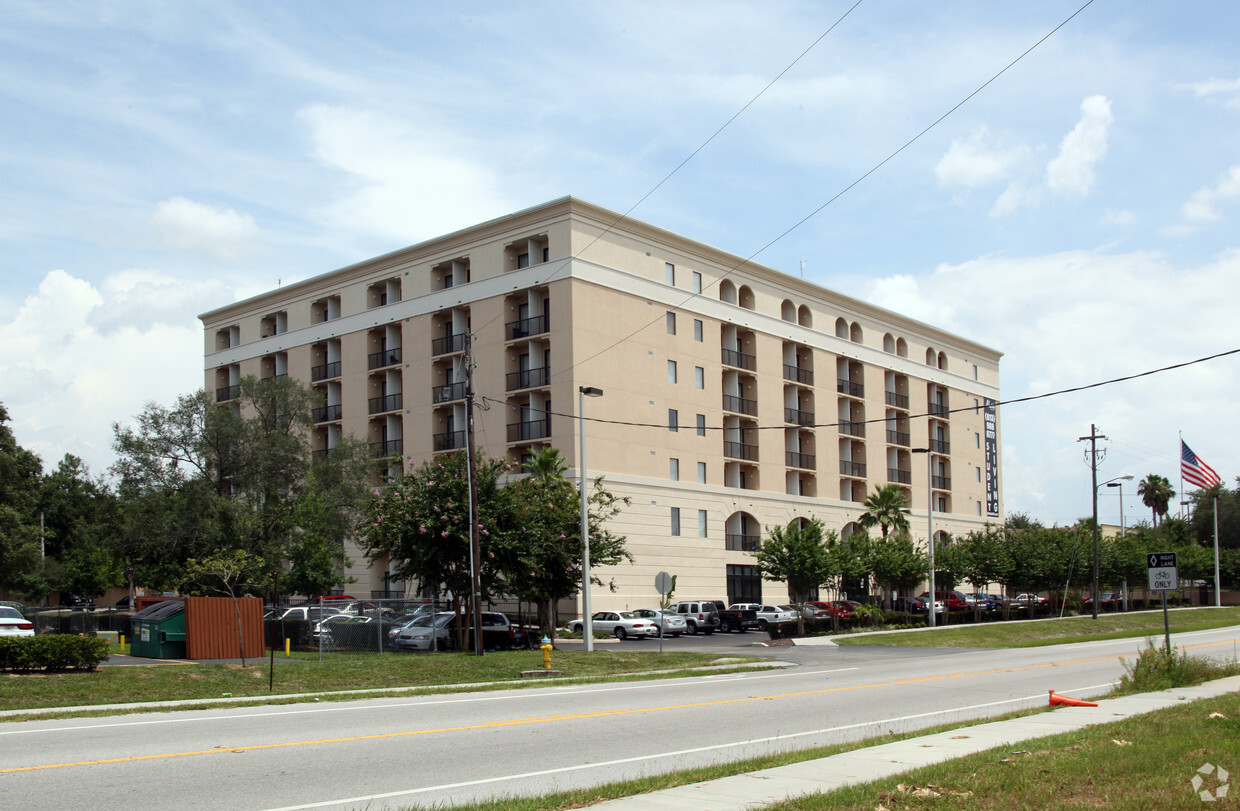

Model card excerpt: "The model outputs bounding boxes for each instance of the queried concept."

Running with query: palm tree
[859,484,911,538]
[522,447,569,481]
[1137,474,1175,527]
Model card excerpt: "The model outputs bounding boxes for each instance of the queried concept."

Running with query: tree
[1187,481,1239,551]
[0,403,48,601]
[858,484,911,539]
[1137,474,1175,528]
[869,532,927,616]
[754,518,835,635]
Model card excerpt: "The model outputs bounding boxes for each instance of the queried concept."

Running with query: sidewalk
[591,675,1240,809]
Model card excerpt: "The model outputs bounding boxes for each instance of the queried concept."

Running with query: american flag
[1181,440,1221,490]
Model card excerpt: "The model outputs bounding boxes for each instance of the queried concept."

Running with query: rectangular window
[670,507,681,536]
[670,458,680,481]
[666,311,676,334]
[726,564,761,604]
[665,262,675,286]
[977,502,983,516]
[698,510,707,538]
[694,366,705,389]
[668,409,679,432]
[517,252,530,269]
[667,360,677,383]
[692,271,702,294]
[696,414,706,437]
[973,364,979,381]
[937,496,947,512]
[697,461,706,483]
[975,432,981,449]
[693,319,703,342]
[976,467,982,482]
[974,398,980,414]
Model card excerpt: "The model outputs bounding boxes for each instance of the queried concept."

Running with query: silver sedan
[630,608,688,637]
[567,611,660,640]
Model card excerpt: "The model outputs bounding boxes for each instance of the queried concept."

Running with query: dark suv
[667,601,720,635]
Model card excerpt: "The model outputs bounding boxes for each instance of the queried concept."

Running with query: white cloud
[1180,165,1240,223]
[149,197,261,260]
[935,128,1032,189]
[1188,77,1240,108]
[1046,95,1113,196]
[1101,208,1136,228]
[990,181,1039,218]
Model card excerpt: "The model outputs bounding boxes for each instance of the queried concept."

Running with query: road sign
[655,571,673,596]
[1147,551,1178,592]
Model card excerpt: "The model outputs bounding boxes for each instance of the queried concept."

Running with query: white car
[567,611,660,640]
[630,608,688,637]
[730,603,798,630]
[0,606,35,637]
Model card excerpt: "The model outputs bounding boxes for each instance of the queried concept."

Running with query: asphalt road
[3,625,1238,810]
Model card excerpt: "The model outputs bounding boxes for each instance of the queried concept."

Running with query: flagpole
[1214,494,1222,608]
[1178,431,1185,519]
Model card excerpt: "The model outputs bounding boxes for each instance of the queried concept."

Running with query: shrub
[1115,638,1240,695]
[0,634,111,672]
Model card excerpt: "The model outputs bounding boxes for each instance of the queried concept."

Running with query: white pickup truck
[729,603,798,630]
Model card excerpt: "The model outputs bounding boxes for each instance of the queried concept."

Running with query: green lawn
[833,606,1240,648]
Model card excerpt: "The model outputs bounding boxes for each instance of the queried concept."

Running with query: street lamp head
[1120,474,1134,481]
[1106,482,1122,488]
[579,386,603,398]
[911,447,930,454]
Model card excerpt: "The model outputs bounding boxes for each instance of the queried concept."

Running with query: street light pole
[1096,474,1133,619]
[579,386,603,652]
[912,448,934,627]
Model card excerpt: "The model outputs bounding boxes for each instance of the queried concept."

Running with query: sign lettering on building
[984,398,999,517]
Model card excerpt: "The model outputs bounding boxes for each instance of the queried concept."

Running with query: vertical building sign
[984,398,999,516]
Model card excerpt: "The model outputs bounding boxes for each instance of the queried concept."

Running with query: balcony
[933,475,952,490]
[431,332,468,356]
[784,407,815,427]
[312,403,342,423]
[368,392,402,415]
[786,451,815,470]
[837,378,864,398]
[311,448,331,461]
[725,533,760,552]
[432,381,465,404]
[506,366,551,392]
[721,347,756,371]
[368,346,402,370]
[216,384,240,402]
[930,438,950,454]
[723,394,757,416]
[507,420,551,443]
[838,420,865,438]
[888,467,913,484]
[311,361,341,382]
[433,430,465,452]
[370,438,403,458]
[929,402,949,417]
[886,430,910,446]
[885,390,909,409]
[839,460,866,478]
[506,313,549,341]
[783,364,813,385]
[723,440,758,461]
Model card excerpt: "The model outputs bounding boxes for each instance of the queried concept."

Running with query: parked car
[1082,592,1119,608]
[0,606,34,637]
[392,611,515,651]
[964,593,1001,611]
[61,593,95,610]
[802,601,838,619]
[828,600,857,619]
[1012,593,1050,607]
[630,608,688,637]
[568,610,659,639]
[266,605,348,622]
[730,603,798,630]
[667,601,720,635]
[717,605,761,632]
[908,596,945,615]
[919,590,969,611]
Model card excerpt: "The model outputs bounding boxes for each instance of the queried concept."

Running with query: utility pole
[463,332,484,656]
[1078,424,1107,620]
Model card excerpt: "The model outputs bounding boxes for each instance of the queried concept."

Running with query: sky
[2,0,1238,529]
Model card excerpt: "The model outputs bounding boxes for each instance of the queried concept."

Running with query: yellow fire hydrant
[541,637,553,670]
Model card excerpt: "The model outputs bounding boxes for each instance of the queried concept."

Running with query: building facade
[200,197,1003,609]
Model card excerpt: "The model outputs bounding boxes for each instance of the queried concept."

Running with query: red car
[919,590,968,611]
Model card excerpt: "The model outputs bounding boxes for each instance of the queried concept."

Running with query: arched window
[850,322,863,344]
[798,305,812,328]
[738,285,755,311]
[926,347,936,366]
[835,317,848,338]
[896,337,908,357]
[883,333,895,353]
[937,351,947,370]
[781,300,796,322]
[719,279,737,305]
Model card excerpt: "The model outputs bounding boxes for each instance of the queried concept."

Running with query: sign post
[654,572,674,655]
[1147,552,1178,652]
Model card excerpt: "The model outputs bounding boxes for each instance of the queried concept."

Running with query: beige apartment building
[199,197,1002,610]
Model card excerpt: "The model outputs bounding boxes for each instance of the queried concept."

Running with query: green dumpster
[129,600,186,659]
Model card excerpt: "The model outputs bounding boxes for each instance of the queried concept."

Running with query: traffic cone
[1049,689,1098,707]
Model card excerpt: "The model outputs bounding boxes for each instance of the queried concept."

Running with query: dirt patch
[764,638,795,647]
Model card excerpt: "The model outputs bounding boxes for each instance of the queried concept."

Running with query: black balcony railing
[837,378,864,397]
[311,448,331,461]
[721,347,756,371]
[839,460,866,478]
[723,440,758,461]
[838,421,865,437]
[368,392,402,415]
[933,475,952,490]
[368,346,402,370]
[433,430,465,452]
[312,403,342,423]
[431,332,468,356]
[506,366,551,392]
[725,533,760,552]
[783,364,813,385]
[786,451,815,470]
[888,467,913,484]
[723,394,757,416]
[507,420,551,443]
[784,407,815,426]
[370,438,403,458]
[929,402,949,417]
[887,429,910,446]
[930,438,950,454]
[215,384,240,402]
[432,381,465,403]
[311,361,341,382]
[506,313,549,341]
[885,390,909,409]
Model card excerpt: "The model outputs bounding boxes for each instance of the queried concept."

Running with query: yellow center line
[5,637,1236,775]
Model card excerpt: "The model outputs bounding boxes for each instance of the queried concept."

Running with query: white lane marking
[260,684,1115,811]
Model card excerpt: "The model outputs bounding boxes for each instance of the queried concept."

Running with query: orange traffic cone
[1049,690,1098,707]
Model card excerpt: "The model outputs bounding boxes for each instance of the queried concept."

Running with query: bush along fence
[0,635,111,672]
